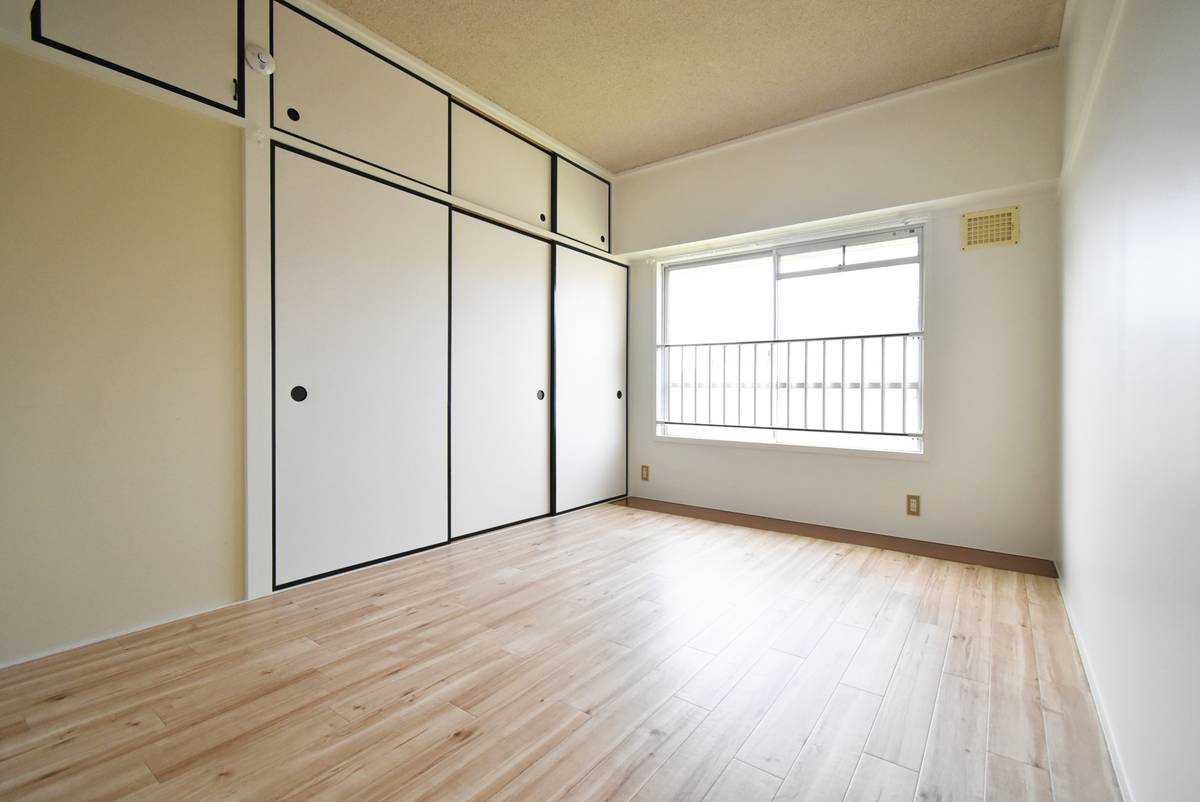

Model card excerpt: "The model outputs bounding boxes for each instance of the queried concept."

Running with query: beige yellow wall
[0,44,245,665]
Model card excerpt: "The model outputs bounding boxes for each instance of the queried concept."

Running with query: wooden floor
[0,504,1122,801]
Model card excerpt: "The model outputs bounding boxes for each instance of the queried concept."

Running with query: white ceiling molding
[617,49,1061,180]
[322,0,1066,172]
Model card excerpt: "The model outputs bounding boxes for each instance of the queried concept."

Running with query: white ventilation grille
[961,206,1020,250]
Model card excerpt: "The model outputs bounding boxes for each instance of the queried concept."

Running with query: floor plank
[844,753,918,802]
[774,683,881,802]
[863,621,950,770]
[987,752,1053,802]
[914,672,988,802]
[701,758,780,801]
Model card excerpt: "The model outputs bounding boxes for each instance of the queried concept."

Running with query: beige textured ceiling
[324,0,1065,173]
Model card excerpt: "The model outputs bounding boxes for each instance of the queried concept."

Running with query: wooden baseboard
[620,497,1058,578]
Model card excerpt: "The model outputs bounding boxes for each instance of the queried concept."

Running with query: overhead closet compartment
[451,213,552,537]
[555,158,611,252]
[450,103,552,230]
[555,246,627,512]
[271,0,449,191]
[272,146,448,588]
[31,0,243,115]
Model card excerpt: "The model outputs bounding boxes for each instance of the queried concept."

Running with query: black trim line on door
[558,152,610,187]
[30,0,246,118]
[446,207,453,544]
[270,139,278,590]
[625,256,630,499]
[451,512,553,542]
[550,157,559,233]
[549,246,558,513]
[556,494,629,517]
[557,230,610,255]
[274,122,452,196]
[273,538,450,591]
[552,231,624,268]
[609,174,614,254]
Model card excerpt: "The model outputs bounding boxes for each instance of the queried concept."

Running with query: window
[658,226,924,453]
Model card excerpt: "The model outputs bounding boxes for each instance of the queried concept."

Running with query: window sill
[652,432,928,462]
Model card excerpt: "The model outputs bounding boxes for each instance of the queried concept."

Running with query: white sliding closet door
[555,246,627,512]
[274,147,448,587]
[451,213,551,537]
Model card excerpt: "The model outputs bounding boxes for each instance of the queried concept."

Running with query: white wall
[629,190,1061,559]
[619,52,1066,561]
[1060,0,1118,166]
[1058,1,1200,800]
[614,52,1063,255]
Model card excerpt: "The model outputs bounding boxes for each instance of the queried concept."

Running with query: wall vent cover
[961,206,1020,250]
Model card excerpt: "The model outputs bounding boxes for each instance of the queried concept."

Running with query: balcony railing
[657,332,924,437]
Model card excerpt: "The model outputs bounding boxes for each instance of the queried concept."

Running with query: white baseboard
[1057,583,1134,802]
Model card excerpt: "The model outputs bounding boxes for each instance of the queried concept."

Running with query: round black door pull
[600,235,606,243]
[290,386,308,402]
[536,390,545,400]
[617,390,622,399]
[539,213,546,222]
[286,107,300,122]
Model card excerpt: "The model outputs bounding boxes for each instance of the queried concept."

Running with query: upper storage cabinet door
[271,1,448,192]
[33,0,242,114]
[555,157,611,252]
[450,103,551,230]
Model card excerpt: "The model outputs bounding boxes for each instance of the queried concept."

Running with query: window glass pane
[779,246,842,274]
[665,257,773,344]
[844,235,918,265]
[776,263,919,340]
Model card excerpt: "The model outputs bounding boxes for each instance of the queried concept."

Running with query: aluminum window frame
[659,224,925,448]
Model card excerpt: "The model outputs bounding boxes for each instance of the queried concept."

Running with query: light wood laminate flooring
[0,503,1122,801]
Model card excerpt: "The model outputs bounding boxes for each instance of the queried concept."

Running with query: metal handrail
[657,330,923,349]
[657,332,924,437]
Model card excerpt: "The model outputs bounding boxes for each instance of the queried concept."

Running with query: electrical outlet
[906,494,921,516]
[640,465,650,481]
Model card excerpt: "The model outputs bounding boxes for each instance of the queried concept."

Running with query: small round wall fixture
[244,44,276,76]
[291,386,308,402]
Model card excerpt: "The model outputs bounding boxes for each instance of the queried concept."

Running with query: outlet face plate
[640,465,650,481]
[906,494,921,516]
